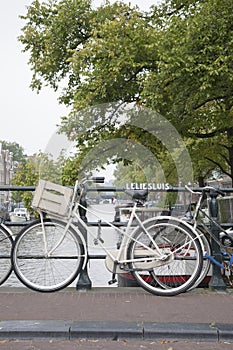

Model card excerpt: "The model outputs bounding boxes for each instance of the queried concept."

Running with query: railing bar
[0,185,233,193]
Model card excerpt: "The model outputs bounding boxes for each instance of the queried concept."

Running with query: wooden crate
[32,180,73,217]
[218,196,233,223]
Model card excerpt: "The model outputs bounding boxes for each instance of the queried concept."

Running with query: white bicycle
[11,177,203,296]
[0,221,13,285]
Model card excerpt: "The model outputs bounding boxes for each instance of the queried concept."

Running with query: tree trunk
[227,127,233,187]
[198,176,205,187]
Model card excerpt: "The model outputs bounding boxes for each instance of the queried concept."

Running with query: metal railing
[1,184,233,290]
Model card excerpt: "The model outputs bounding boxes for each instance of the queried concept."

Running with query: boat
[9,208,30,222]
[114,203,169,223]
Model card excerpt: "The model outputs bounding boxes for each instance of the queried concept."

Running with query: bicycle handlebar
[185,185,225,197]
[185,186,201,195]
[78,176,105,185]
[205,186,225,196]
[73,176,105,202]
[91,177,105,183]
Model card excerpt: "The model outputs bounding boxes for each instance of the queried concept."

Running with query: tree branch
[187,127,228,139]
[191,95,227,111]
[205,156,232,179]
[219,153,231,167]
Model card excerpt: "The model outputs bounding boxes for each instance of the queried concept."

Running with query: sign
[125,183,171,190]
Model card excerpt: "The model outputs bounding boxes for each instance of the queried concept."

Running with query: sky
[0,0,157,156]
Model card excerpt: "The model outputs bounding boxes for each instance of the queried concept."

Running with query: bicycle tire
[12,218,85,292]
[188,228,211,290]
[151,224,211,291]
[0,225,13,285]
[146,221,212,291]
[150,220,212,290]
[127,217,203,296]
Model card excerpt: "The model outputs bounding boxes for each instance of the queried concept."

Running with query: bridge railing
[1,184,233,290]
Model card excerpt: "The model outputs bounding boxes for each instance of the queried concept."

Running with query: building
[206,175,233,188]
[0,143,17,205]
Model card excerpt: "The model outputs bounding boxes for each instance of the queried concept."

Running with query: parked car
[9,207,30,222]
[219,227,233,247]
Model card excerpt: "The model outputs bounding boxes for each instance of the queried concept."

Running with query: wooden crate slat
[39,199,61,213]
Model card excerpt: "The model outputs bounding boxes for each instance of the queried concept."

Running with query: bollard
[76,195,92,290]
[208,190,226,291]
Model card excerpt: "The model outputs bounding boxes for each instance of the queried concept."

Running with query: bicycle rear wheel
[12,218,85,292]
[127,217,203,296]
[0,225,13,285]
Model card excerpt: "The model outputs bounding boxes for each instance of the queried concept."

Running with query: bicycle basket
[32,180,74,217]
[218,196,233,223]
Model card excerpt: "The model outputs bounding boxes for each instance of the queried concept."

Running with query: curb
[0,321,232,342]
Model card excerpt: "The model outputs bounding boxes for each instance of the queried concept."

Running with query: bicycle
[11,177,203,296]
[115,185,233,291]
[182,185,233,288]
[0,220,14,285]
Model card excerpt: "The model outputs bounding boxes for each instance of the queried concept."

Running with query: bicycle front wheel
[12,219,85,292]
[0,225,13,285]
[127,217,203,296]
[188,228,211,290]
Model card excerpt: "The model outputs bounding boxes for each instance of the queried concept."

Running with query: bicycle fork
[39,211,74,257]
[39,211,49,256]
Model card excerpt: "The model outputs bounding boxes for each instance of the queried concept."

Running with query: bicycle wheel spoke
[127,218,203,296]
[12,219,85,292]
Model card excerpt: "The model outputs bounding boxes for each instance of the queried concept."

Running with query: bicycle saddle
[125,189,148,202]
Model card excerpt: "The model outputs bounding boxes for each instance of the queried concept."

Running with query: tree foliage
[0,140,26,163]
[144,0,233,183]
[19,0,233,185]
[12,152,63,210]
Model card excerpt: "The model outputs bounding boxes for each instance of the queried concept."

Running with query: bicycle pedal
[108,279,117,285]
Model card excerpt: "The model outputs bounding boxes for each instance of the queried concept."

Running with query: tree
[0,140,26,163]
[19,0,155,106]
[12,152,63,210]
[18,0,185,186]
[19,0,233,185]
[143,0,233,184]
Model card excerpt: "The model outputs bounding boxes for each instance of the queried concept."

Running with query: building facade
[0,143,17,204]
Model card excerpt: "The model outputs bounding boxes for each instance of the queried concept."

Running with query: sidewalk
[0,286,232,342]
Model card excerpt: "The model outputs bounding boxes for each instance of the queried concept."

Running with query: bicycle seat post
[208,190,226,291]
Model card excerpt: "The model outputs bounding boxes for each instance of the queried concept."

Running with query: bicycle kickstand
[108,261,118,285]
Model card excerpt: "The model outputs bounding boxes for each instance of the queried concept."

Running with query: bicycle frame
[38,199,170,274]
[185,187,233,273]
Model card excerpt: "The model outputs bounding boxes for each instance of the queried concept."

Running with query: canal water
[5,204,124,289]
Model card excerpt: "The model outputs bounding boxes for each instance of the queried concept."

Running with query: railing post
[76,195,92,290]
[208,190,226,291]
